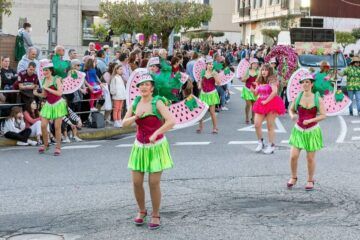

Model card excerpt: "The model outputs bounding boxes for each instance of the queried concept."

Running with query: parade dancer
[241,58,259,124]
[197,56,221,134]
[33,63,67,156]
[123,74,175,230]
[252,64,285,154]
[287,74,326,191]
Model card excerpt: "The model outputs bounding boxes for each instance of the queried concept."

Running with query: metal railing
[0,89,106,120]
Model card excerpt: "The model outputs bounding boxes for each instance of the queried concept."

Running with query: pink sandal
[54,147,61,156]
[134,211,147,226]
[38,145,49,154]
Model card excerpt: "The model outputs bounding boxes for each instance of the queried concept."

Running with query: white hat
[205,56,213,64]
[136,74,154,87]
[250,58,259,64]
[148,57,160,66]
[299,73,315,83]
[43,62,54,69]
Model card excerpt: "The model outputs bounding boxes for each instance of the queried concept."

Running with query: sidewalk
[0,126,136,147]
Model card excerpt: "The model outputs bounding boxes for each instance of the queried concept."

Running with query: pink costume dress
[252,83,285,115]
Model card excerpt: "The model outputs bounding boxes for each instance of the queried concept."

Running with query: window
[203,0,209,4]
[253,0,256,8]
[259,0,263,7]
[82,11,100,46]
[269,0,273,5]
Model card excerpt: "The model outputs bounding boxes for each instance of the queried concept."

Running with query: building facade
[0,0,101,55]
[232,0,360,48]
[183,0,242,43]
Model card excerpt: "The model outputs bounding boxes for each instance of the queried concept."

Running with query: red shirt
[18,70,39,87]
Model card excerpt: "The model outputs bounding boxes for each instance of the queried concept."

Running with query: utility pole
[48,0,58,55]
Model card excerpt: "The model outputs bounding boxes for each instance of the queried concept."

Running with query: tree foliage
[92,24,109,42]
[335,31,357,49]
[0,0,12,16]
[99,0,212,48]
[279,14,296,30]
[351,28,360,40]
[185,31,224,41]
[261,29,281,45]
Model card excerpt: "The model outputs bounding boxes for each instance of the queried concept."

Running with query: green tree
[92,24,109,42]
[0,0,12,16]
[279,14,296,30]
[351,28,360,40]
[261,29,281,45]
[100,0,212,48]
[336,31,357,50]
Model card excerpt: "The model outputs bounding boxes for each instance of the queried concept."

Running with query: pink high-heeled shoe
[134,211,147,226]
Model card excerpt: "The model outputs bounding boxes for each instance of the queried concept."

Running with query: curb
[0,126,136,147]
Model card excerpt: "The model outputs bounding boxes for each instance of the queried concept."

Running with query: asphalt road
[1,86,360,240]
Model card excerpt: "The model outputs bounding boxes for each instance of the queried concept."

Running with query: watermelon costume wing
[287,68,352,116]
[218,69,235,86]
[193,58,206,82]
[236,59,250,79]
[62,70,85,94]
[126,69,209,129]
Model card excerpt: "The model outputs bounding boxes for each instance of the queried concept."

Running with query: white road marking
[354,128,360,131]
[351,120,360,124]
[238,118,287,133]
[174,142,211,146]
[62,145,101,150]
[115,144,133,147]
[281,140,290,144]
[234,87,243,92]
[228,141,258,145]
[351,136,360,141]
[336,116,348,143]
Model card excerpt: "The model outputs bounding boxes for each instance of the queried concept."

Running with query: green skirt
[241,87,257,101]
[40,99,68,120]
[289,124,323,152]
[128,137,173,173]
[199,90,220,106]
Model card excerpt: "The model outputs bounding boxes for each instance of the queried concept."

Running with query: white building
[183,0,242,43]
[0,0,101,55]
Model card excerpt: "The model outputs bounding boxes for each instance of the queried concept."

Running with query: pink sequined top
[201,76,216,93]
[297,106,318,129]
[256,84,272,100]
[135,116,164,144]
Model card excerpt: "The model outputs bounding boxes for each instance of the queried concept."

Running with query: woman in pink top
[252,64,285,154]
[23,99,42,144]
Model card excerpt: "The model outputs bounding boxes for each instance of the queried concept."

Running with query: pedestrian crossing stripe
[237,118,287,133]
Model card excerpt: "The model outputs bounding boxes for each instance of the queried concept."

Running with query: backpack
[14,34,26,61]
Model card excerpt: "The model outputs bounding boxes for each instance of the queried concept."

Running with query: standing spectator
[3,106,37,146]
[110,64,126,128]
[103,45,111,65]
[128,51,139,71]
[18,22,35,53]
[18,62,39,104]
[339,56,360,116]
[102,62,116,124]
[52,45,69,78]
[17,47,40,75]
[119,53,132,82]
[68,49,78,61]
[84,58,103,111]
[96,50,108,77]
[0,56,18,103]
[23,100,42,144]
[84,42,97,56]
[186,51,200,97]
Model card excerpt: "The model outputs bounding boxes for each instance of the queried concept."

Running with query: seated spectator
[23,99,42,144]
[2,106,37,146]
[17,47,40,75]
[18,62,39,104]
[0,56,18,103]
[61,107,83,143]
